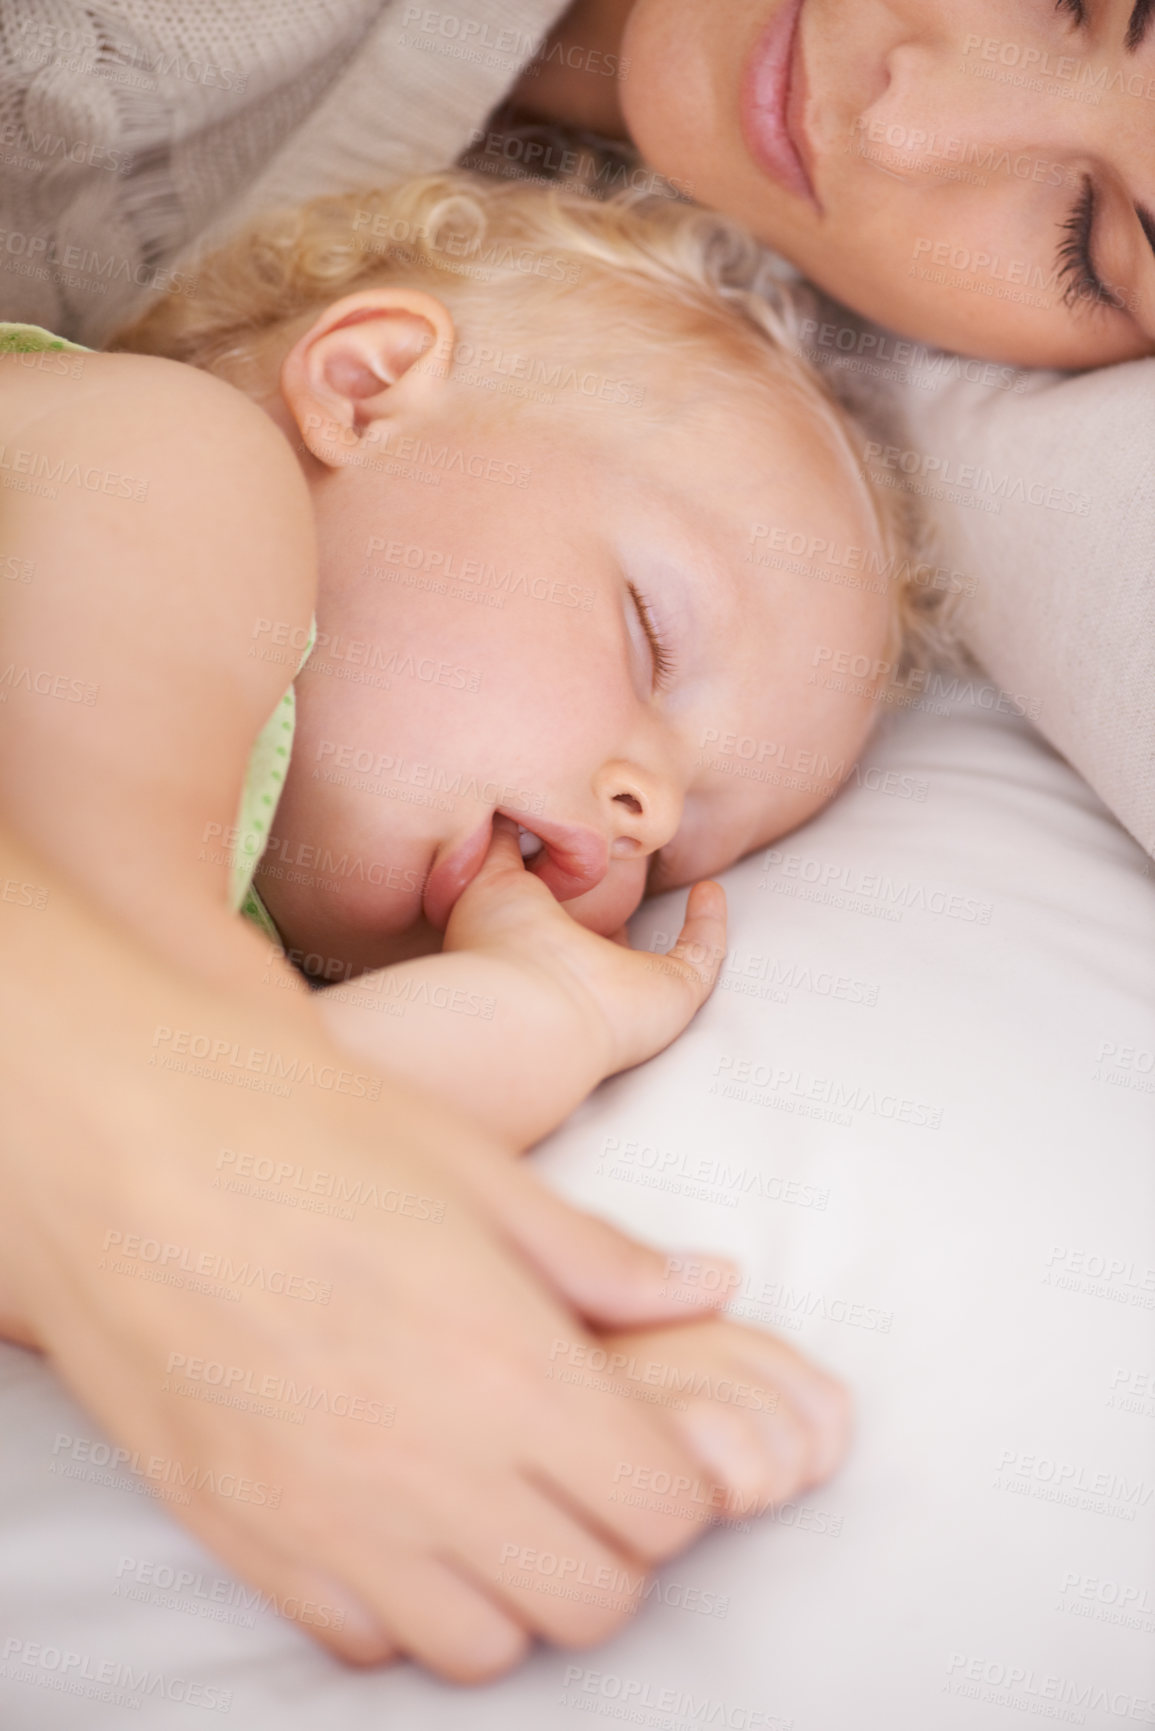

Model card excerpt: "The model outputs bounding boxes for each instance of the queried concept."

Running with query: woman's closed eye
[1057,176,1129,314]
[1056,0,1155,52]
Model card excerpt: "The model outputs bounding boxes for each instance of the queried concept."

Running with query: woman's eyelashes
[1057,176,1127,314]
[627,583,676,691]
[1057,0,1155,50]
[1128,0,1155,48]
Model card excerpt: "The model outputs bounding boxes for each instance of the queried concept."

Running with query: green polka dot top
[229,643,315,942]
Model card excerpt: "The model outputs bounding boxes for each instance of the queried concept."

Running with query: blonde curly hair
[112,169,952,673]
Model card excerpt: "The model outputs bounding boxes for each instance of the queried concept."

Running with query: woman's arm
[0,349,318,991]
[0,818,789,1679]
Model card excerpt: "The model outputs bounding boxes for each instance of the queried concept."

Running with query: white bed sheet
[2,694,1153,1731]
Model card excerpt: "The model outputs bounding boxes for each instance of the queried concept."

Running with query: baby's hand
[445,817,727,1081]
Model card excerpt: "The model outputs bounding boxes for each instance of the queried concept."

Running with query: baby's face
[259,365,893,972]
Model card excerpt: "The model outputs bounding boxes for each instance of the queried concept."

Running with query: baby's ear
[279,288,456,465]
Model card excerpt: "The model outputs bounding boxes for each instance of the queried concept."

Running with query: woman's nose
[595,760,683,861]
[855,38,1081,183]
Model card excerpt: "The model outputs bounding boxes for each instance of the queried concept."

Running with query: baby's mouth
[423,809,609,930]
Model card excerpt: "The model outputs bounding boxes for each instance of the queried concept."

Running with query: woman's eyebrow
[1126,0,1155,52]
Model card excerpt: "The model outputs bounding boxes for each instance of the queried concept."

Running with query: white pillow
[1,697,1151,1729]
[808,305,1155,858]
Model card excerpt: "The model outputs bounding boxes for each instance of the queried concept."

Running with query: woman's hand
[445,816,728,1080]
[1,827,814,1684]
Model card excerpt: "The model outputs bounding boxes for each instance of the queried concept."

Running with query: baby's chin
[278,911,444,983]
[275,857,649,979]
[560,858,649,939]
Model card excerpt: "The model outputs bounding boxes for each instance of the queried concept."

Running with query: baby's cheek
[559,858,648,937]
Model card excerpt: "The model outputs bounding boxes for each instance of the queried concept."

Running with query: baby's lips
[423,815,494,931]
[423,810,609,930]
[498,808,608,905]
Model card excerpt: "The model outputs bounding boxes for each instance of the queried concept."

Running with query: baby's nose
[597,762,682,860]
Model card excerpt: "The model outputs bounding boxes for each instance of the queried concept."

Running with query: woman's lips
[740,0,821,210]
[422,811,609,932]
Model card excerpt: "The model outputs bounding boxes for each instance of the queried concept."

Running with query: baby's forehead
[631,365,872,518]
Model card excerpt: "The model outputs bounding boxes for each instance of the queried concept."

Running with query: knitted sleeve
[0,0,568,346]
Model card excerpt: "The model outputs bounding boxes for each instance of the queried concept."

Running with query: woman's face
[620,0,1155,367]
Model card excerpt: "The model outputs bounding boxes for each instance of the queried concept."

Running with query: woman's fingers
[475,1152,739,1327]
[172,1492,401,1667]
[337,1553,532,1684]
[448,1474,649,1649]
[173,1312,849,1681]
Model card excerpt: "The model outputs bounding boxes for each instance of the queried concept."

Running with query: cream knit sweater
[0,0,567,344]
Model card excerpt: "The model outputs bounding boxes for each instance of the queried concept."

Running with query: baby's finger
[665,881,728,997]
[605,884,729,1074]
[710,1321,854,1486]
[443,816,549,947]
[450,816,529,912]
[479,814,526,874]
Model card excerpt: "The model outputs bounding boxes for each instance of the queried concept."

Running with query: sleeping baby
[0,168,943,1669]
[99,168,941,1149]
